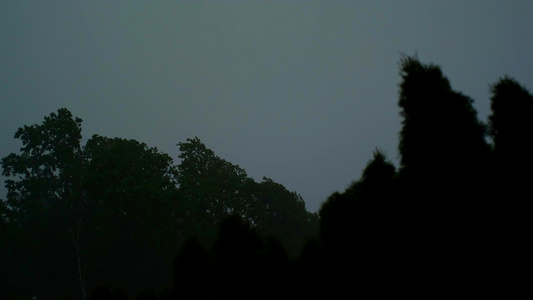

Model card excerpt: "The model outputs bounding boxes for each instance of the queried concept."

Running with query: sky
[1,0,533,213]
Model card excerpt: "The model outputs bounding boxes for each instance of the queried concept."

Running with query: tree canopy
[1,109,317,299]
[2,55,531,299]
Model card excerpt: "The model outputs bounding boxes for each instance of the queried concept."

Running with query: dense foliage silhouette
[177,137,317,257]
[1,112,316,299]
[1,56,530,299]
[487,76,533,291]
[396,55,492,295]
[318,150,399,298]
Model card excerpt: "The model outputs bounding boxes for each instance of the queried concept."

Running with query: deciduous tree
[1,108,86,299]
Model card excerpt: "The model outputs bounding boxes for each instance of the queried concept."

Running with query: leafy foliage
[489,76,533,155]
[176,137,318,253]
[253,177,318,257]
[487,76,533,289]
[2,56,531,299]
[1,109,317,299]
[82,135,179,295]
[1,108,84,223]
[396,56,493,293]
[176,137,256,243]
[318,150,399,297]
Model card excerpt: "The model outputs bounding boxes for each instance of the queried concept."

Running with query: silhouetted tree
[0,203,20,300]
[487,76,533,292]
[253,177,318,258]
[1,108,85,223]
[83,134,179,295]
[8,54,522,298]
[318,150,398,298]
[1,108,86,300]
[489,77,533,157]
[1,109,319,299]
[176,137,318,254]
[318,191,354,255]
[315,191,352,299]
[176,137,256,244]
[397,55,490,294]
[347,150,400,296]
[488,76,533,201]
[0,109,181,299]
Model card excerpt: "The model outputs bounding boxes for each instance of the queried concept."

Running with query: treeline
[314,56,532,298]
[0,112,317,299]
[2,55,532,299]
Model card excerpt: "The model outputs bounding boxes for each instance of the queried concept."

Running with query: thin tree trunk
[68,218,86,300]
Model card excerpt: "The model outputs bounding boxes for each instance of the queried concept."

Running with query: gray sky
[2,1,533,213]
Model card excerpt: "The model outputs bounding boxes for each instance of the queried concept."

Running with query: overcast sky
[2,1,532,213]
